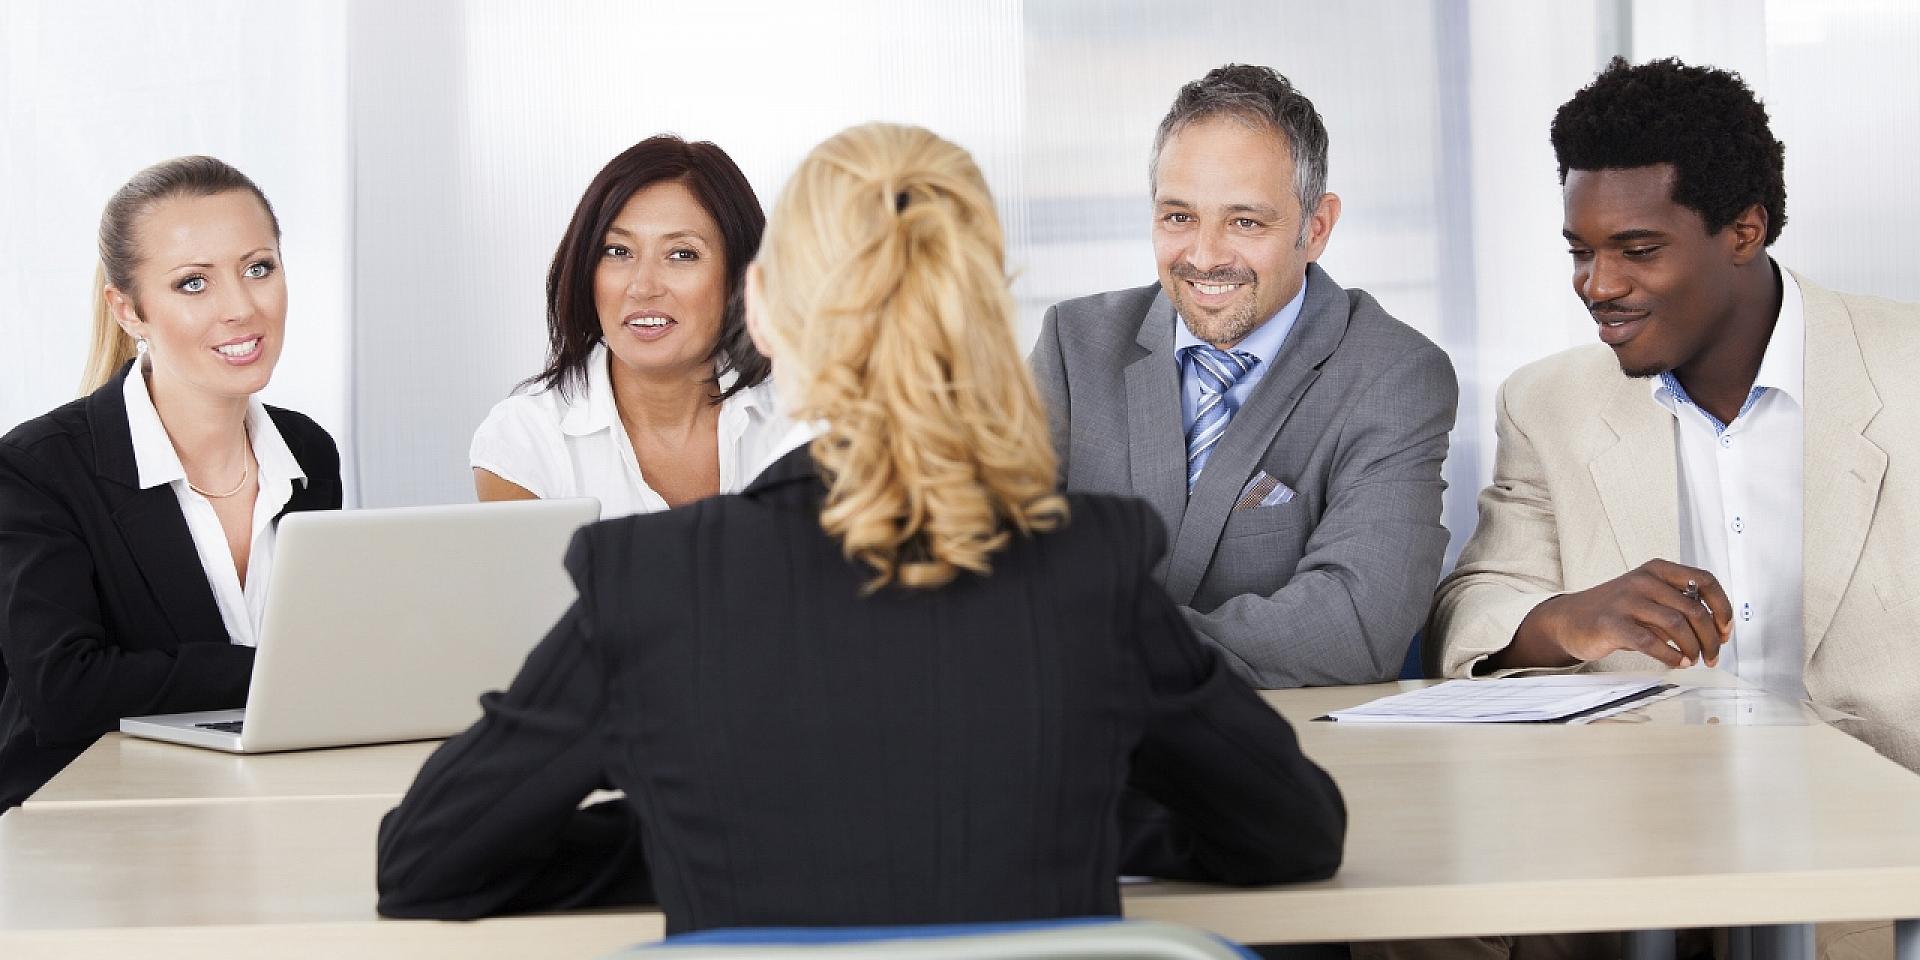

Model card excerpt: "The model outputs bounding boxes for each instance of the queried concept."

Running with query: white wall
[1628,0,1920,301]
[0,0,353,497]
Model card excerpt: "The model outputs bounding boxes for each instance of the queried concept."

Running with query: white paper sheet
[1328,675,1672,724]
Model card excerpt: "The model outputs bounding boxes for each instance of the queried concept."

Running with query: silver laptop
[120,497,599,753]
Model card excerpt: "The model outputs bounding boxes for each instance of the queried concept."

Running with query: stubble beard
[1617,359,1666,380]
[1173,283,1263,348]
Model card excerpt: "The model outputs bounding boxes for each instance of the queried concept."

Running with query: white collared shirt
[469,343,793,518]
[123,361,305,647]
[1651,267,1807,700]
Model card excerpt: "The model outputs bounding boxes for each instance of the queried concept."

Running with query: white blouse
[123,361,306,647]
[470,343,793,519]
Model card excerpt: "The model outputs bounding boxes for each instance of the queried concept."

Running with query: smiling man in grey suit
[1031,64,1458,688]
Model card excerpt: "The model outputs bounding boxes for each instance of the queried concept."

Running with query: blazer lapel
[111,491,228,646]
[1124,289,1190,560]
[266,406,344,519]
[87,371,228,647]
[1164,264,1347,606]
[1589,373,1680,569]
[1798,275,1885,662]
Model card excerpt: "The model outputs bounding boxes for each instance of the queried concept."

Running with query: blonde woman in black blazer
[377,125,1343,932]
[0,158,340,809]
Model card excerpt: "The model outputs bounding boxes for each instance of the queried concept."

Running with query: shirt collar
[1649,261,1807,412]
[1753,265,1805,401]
[121,360,306,491]
[722,369,776,423]
[122,361,182,489]
[561,341,772,436]
[560,343,619,436]
[1172,273,1308,367]
[247,397,307,488]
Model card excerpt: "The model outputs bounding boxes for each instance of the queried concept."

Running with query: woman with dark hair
[0,156,341,810]
[470,135,791,517]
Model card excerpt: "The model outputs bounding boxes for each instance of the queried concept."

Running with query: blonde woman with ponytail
[378,124,1345,933]
[0,157,341,810]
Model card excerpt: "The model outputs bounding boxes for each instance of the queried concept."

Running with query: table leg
[1626,930,1676,960]
[1748,924,1813,960]
[1896,919,1920,960]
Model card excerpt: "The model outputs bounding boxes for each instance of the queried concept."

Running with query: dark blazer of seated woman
[375,446,1346,931]
[0,360,341,809]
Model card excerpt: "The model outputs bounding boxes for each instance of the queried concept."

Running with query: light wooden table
[5,671,1919,956]
[0,796,663,957]
[24,734,440,807]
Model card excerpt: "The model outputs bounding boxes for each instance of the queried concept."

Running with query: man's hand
[1492,559,1734,671]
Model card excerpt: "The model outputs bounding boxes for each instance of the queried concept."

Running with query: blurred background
[3,0,1915,563]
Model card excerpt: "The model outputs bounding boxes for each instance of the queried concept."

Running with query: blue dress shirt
[1174,277,1309,437]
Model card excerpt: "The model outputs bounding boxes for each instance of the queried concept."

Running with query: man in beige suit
[1426,57,1917,960]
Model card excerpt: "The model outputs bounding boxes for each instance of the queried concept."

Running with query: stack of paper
[1328,675,1672,724]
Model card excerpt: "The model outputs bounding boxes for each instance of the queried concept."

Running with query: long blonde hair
[756,123,1067,591]
[80,156,280,395]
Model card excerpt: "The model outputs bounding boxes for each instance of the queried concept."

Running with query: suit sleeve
[1181,344,1457,687]
[1028,304,1072,480]
[0,442,254,744]
[1429,378,1565,677]
[1120,504,1346,884]
[376,529,652,919]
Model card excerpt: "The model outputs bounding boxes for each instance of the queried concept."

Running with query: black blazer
[377,447,1345,933]
[0,362,341,809]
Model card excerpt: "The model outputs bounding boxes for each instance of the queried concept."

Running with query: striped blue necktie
[1183,344,1259,491]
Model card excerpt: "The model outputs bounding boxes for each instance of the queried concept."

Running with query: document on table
[1326,675,1679,724]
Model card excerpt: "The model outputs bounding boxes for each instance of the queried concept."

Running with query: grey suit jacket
[1031,263,1458,687]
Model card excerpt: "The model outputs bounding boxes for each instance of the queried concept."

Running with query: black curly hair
[1552,56,1787,245]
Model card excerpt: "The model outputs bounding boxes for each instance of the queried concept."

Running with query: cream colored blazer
[1432,271,1920,771]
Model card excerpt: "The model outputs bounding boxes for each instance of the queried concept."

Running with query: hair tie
[895,190,909,213]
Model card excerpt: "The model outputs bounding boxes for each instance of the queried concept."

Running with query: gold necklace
[187,441,253,499]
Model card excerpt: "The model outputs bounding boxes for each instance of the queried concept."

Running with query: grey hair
[1149,64,1329,247]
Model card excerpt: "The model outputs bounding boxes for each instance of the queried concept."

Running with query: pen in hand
[1683,579,1719,666]
[1683,579,1710,617]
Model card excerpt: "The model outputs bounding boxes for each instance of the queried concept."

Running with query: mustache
[1172,264,1256,285]
[1586,298,1650,318]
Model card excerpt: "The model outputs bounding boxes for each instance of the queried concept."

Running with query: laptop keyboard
[194,721,245,734]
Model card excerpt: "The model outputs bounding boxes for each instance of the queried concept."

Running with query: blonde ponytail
[80,263,138,395]
[758,123,1067,591]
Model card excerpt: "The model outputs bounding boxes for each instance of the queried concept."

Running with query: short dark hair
[1151,63,1328,245]
[1552,56,1787,245]
[528,135,769,401]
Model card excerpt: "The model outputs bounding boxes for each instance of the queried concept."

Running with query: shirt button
[1719,435,1732,448]
[1742,602,1753,622]
[1732,516,1744,534]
